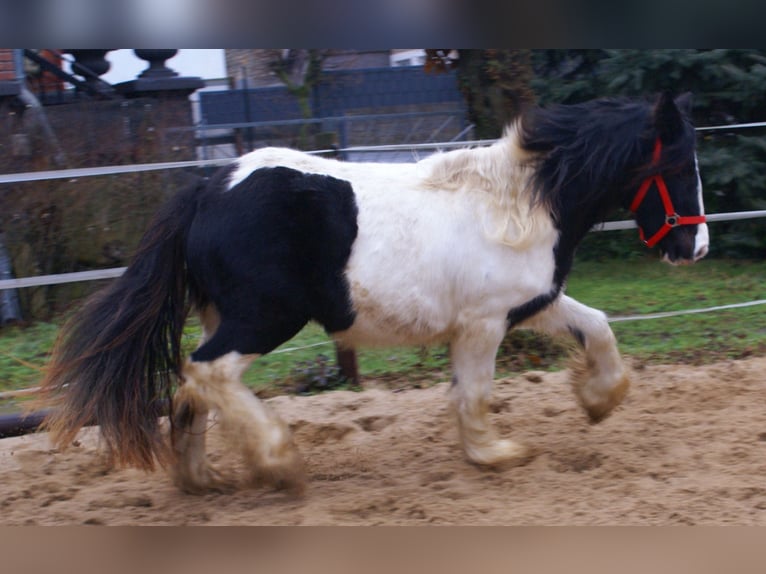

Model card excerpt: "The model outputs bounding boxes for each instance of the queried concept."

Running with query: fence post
[0,233,22,325]
[335,346,359,386]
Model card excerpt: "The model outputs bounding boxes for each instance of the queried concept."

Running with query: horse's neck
[547,146,631,281]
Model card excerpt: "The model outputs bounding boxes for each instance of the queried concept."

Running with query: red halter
[630,138,706,248]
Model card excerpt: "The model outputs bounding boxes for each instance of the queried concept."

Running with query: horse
[39,91,708,494]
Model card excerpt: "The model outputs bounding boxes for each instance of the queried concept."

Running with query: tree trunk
[455,50,536,139]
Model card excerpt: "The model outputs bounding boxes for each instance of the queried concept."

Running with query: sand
[3,356,766,525]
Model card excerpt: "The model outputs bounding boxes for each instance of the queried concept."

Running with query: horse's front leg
[520,294,630,422]
[449,319,534,467]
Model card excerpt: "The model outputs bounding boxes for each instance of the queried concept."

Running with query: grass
[566,257,766,365]
[2,257,766,405]
[0,322,58,392]
[181,321,454,396]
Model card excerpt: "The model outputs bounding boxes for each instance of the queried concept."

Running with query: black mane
[519,96,696,234]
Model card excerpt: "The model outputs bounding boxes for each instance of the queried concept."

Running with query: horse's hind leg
[449,319,534,467]
[520,294,630,422]
[171,306,226,493]
[182,350,305,492]
[171,384,223,493]
[179,318,306,493]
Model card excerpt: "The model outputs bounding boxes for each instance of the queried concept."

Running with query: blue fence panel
[200,66,463,125]
[200,87,304,124]
[313,67,462,117]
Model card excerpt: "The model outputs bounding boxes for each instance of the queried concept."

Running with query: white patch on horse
[231,130,558,349]
[693,153,710,260]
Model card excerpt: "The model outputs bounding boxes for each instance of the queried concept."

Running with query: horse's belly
[333,319,450,349]
[334,280,454,348]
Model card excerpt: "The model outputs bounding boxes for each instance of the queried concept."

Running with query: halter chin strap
[629,138,706,248]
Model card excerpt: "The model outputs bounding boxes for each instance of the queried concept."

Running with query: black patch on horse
[187,166,358,362]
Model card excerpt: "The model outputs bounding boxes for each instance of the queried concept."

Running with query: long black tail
[39,180,203,470]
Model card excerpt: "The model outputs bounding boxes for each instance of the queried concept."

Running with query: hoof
[582,375,630,424]
[247,448,307,496]
[172,463,234,495]
[569,351,631,424]
[466,439,537,469]
[249,464,307,497]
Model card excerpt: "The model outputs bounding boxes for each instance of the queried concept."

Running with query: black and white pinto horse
[41,92,708,493]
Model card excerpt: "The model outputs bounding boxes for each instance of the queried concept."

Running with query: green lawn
[566,257,766,364]
[2,257,766,404]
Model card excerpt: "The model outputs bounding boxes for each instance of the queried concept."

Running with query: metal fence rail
[0,138,495,185]
[1,204,765,292]
[2,115,765,184]
[2,120,765,294]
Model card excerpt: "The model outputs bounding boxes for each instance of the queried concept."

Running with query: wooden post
[335,345,359,385]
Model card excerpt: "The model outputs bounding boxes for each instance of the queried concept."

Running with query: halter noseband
[629,138,706,248]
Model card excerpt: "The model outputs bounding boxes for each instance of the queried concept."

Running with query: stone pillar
[115,50,204,97]
[114,50,205,163]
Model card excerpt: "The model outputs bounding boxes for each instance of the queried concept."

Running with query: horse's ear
[674,92,693,116]
[653,91,685,143]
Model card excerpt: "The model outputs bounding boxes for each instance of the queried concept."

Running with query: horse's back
[229,147,413,192]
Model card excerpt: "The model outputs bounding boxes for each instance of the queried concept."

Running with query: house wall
[224,49,398,87]
[0,49,15,81]
[0,49,21,97]
[225,49,284,87]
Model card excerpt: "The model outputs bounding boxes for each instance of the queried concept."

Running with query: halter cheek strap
[629,138,706,248]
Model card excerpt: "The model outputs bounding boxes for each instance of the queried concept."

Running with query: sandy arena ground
[2,356,766,525]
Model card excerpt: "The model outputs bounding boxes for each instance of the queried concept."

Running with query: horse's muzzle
[661,245,707,266]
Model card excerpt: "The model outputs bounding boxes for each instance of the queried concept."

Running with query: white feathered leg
[520,294,630,422]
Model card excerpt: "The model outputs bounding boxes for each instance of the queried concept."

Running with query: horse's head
[630,92,709,265]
